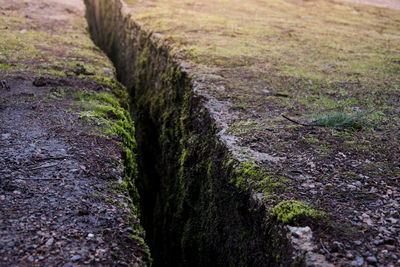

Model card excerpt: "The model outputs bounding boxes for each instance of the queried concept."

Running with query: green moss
[231,162,261,191]
[91,193,100,198]
[231,162,284,198]
[128,234,152,263]
[272,200,324,226]
[305,135,319,144]
[75,83,139,205]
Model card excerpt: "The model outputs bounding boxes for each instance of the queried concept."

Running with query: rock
[252,193,263,201]
[28,256,34,262]
[346,252,354,259]
[350,256,364,266]
[125,227,133,233]
[331,241,344,252]
[87,233,94,238]
[366,256,377,263]
[373,239,384,246]
[71,255,81,262]
[347,184,356,190]
[0,80,10,90]
[33,77,47,87]
[37,231,49,238]
[354,240,362,246]
[1,133,11,140]
[45,238,54,246]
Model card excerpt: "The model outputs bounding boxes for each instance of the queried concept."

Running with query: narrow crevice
[84,0,298,266]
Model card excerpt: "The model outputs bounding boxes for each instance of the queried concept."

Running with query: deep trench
[84,0,298,266]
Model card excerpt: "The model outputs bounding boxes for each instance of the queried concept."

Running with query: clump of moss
[75,86,139,204]
[231,161,284,197]
[231,162,263,191]
[272,200,324,226]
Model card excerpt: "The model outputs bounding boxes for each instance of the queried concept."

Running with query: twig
[282,115,314,127]
[320,238,330,254]
[29,163,58,170]
[21,178,63,180]
[34,156,68,161]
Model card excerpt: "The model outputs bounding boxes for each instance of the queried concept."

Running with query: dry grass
[126,0,400,84]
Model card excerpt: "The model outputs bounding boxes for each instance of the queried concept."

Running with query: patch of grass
[128,0,400,84]
[272,200,324,226]
[228,120,259,135]
[104,197,115,203]
[311,111,366,129]
[0,63,11,70]
[229,103,247,111]
[305,135,319,144]
[0,9,112,78]
[46,87,66,101]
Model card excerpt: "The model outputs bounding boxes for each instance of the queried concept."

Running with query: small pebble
[45,238,54,246]
[71,255,81,262]
[346,252,354,259]
[347,184,356,190]
[366,256,377,263]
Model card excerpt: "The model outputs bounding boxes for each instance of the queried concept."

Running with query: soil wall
[84,0,299,266]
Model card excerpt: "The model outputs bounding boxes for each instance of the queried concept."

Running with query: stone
[71,255,81,262]
[347,184,356,190]
[352,256,364,266]
[45,238,54,246]
[366,256,377,263]
[346,252,354,259]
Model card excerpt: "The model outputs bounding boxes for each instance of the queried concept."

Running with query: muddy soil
[0,0,148,266]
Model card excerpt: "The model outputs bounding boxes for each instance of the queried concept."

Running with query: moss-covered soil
[120,0,400,265]
[0,0,149,265]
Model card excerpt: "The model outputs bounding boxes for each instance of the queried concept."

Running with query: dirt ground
[121,0,399,266]
[0,0,398,266]
[0,0,149,266]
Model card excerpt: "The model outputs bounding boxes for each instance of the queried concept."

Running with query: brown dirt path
[0,0,149,266]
